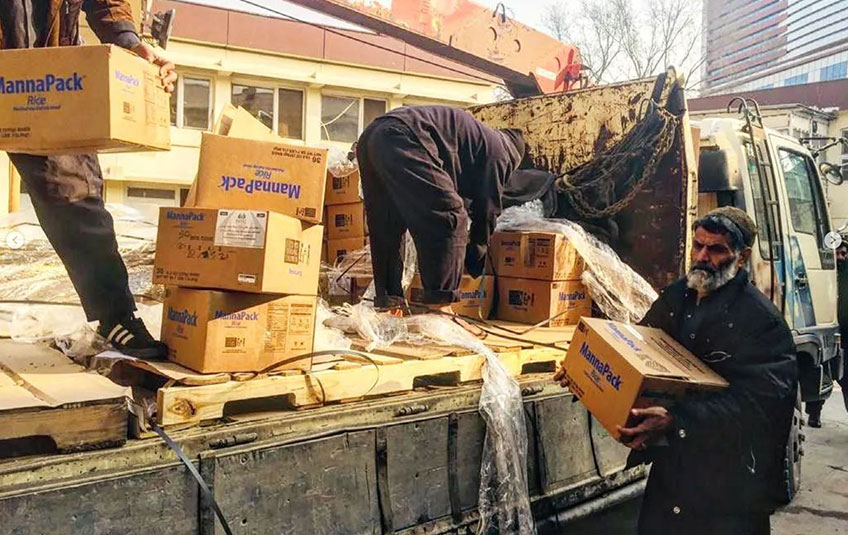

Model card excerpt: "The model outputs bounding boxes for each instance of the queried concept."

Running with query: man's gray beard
[686,257,740,293]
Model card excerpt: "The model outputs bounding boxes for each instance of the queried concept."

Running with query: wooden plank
[0,341,128,454]
[157,347,565,425]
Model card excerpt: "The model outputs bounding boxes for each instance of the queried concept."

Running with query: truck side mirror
[698,149,741,192]
[819,162,844,185]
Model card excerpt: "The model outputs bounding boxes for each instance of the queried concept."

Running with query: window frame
[319,92,387,144]
[172,73,213,131]
[231,79,307,141]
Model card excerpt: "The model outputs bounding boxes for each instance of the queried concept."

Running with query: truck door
[771,140,837,327]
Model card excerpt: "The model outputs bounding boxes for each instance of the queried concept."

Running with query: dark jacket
[632,269,798,515]
[374,106,523,266]
[0,0,139,49]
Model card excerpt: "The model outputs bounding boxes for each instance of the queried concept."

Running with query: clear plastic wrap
[313,298,353,352]
[0,204,160,305]
[496,200,657,324]
[324,145,359,178]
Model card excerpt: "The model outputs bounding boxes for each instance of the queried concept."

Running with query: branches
[540,0,704,88]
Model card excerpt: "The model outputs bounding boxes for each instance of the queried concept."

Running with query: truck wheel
[776,388,803,504]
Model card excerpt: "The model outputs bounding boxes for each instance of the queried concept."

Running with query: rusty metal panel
[471,78,695,289]
[589,417,629,477]
[386,418,451,529]
[210,431,380,535]
[0,465,198,535]
[534,396,598,494]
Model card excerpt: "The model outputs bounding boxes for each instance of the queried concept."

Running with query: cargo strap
[151,423,234,535]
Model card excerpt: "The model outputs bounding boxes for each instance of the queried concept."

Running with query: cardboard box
[183,105,284,208]
[0,45,170,154]
[325,202,368,240]
[161,287,316,374]
[194,133,327,224]
[325,237,369,265]
[563,318,729,438]
[325,169,361,205]
[408,274,495,318]
[496,277,591,327]
[153,207,322,294]
[214,104,283,141]
[491,231,584,280]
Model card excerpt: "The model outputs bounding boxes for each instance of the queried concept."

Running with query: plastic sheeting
[496,200,657,324]
[325,145,358,178]
[0,203,160,306]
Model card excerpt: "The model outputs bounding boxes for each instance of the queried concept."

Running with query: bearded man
[619,207,798,535]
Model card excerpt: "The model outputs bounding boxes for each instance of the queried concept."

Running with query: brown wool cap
[706,206,758,248]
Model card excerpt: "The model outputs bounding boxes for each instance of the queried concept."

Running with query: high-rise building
[702,0,848,95]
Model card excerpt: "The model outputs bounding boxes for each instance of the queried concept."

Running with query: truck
[1,66,842,533]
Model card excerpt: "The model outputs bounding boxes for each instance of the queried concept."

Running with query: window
[779,149,828,244]
[126,186,176,200]
[363,98,387,127]
[169,75,212,129]
[320,95,387,143]
[784,73,809,86]
[232,84,274,129]
[820,62,848,81]
[277,88,304,139]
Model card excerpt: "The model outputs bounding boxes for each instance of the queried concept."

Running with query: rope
[555,101,679,219]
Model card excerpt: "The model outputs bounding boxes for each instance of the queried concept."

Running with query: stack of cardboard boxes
[153,108,328,374]
[323,168,369,265]
[490,230,592,327]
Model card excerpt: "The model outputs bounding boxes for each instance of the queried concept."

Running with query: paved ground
[559,385,848,535]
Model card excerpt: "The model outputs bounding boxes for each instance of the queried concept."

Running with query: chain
[555,102,680,219]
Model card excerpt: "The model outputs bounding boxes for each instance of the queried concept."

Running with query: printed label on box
[214,210,268,248]
[238,273,257,284]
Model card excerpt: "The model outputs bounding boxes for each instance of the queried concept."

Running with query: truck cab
[696,112,843,499]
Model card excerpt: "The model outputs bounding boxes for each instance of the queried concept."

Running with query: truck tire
[775,388,803,504]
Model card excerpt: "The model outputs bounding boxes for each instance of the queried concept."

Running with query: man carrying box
[557,207,797,534]
[355,105,525,314]
[2,1,176,358]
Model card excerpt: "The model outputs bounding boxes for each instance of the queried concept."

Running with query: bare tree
[541,1,622,84]
[541,0,705,88]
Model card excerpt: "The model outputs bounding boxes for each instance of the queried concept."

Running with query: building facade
[0,0,499,218]
[703,0,848,95]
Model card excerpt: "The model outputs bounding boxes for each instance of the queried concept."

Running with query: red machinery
[284,0,585,96]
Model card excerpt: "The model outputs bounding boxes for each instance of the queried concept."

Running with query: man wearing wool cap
[620,206,798,534]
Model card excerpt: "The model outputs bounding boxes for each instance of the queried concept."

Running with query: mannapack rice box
[161,287,317,374]
[0,45,170,154]
[153,207,322,294]
[563,318,728,439]
[194,133,328,224]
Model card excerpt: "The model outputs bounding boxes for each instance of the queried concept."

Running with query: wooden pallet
[0,341,129,456]
[146,344,565,426]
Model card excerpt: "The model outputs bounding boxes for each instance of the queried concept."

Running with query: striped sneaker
[98,315,168,360]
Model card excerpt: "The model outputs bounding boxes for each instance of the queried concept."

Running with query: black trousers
[356,118,468,307]
[9,153,136,323]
